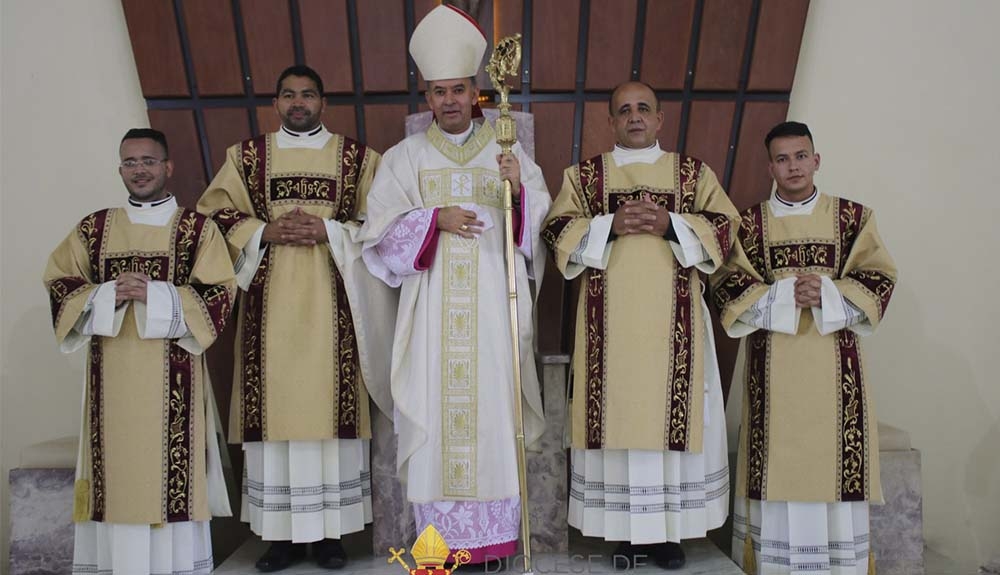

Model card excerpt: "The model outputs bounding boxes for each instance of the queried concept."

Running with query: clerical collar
[127,194,174,208]
[612,141,665,166]
[281,125,324,138]
[773,188,818,207]
[124,194,178,226]
[769,188,819,217]
[276,124,332,149]
[440,122,475,146]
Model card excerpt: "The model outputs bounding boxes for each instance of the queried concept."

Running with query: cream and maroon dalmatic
[713,193,897,503]
[198,133,380,444]
[544,153,738,454]
[45,208,235,524]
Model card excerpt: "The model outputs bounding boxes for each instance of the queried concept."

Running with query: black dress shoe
[651,542,686,570]
[314,538,348,570]
[611,541,643,570]
[255,541,306,572]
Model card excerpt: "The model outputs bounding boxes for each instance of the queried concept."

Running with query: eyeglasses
[120,158,167,169]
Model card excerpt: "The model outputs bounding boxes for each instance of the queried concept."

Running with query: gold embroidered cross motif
[453,173,473,197]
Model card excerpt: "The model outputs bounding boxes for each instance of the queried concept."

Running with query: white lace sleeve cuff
[363,208,438,288]
[729,277,800,337]
[235,225,267,291]
[324,218,345,263]
[565,213,614,280]
[135,281,186,339]
[88,281,125,338]
[61,282,114,352]
[668,213,713,272]
[813,276,871,336]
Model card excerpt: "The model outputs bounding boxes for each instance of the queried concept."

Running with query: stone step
[215,537,744,574]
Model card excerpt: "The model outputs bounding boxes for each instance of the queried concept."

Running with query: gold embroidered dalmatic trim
[420,167,504,210]
[440,231,479,498]
[426,121,496,166]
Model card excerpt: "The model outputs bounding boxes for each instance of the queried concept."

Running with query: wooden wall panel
[532,102,575,197]
[323,105,360,141]
[357,0,408,93]
[729,101,788,210]
[536,266,568,354]
[585,0,637,90]
[256,106,281,135]
[121,0,188,97]
[641,0,695,90]
[532,1,579,91]
[581,102,615,161]
[414,0,437,22]
[685,101,736,175]
[659,101,684,152]
[532,96,572,354]
[299,0,354,94]
[493,0,523,43]
[471,3,494,90]
[182,0,243,96]
[693,0,752,90]
[364,105,409,153]
[241,0,296,95]
[148,110,205,207]
[203,108,251,174]
[748,0,810,91]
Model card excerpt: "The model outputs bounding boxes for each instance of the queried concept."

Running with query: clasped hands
[611,192,671,237]
[436,153,521,239]
[794,274,823,308]
[262,207,328,245]
[115,272,150,305]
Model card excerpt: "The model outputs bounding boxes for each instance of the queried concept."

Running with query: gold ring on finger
[460,224,469,231]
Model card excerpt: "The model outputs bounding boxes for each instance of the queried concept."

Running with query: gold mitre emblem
[388,524,472,575]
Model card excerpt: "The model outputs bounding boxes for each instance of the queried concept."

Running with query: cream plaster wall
[0,0,148,568]
[726,1,1000,572]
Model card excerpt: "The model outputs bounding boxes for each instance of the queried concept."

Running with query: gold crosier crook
[486,34,534,575]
